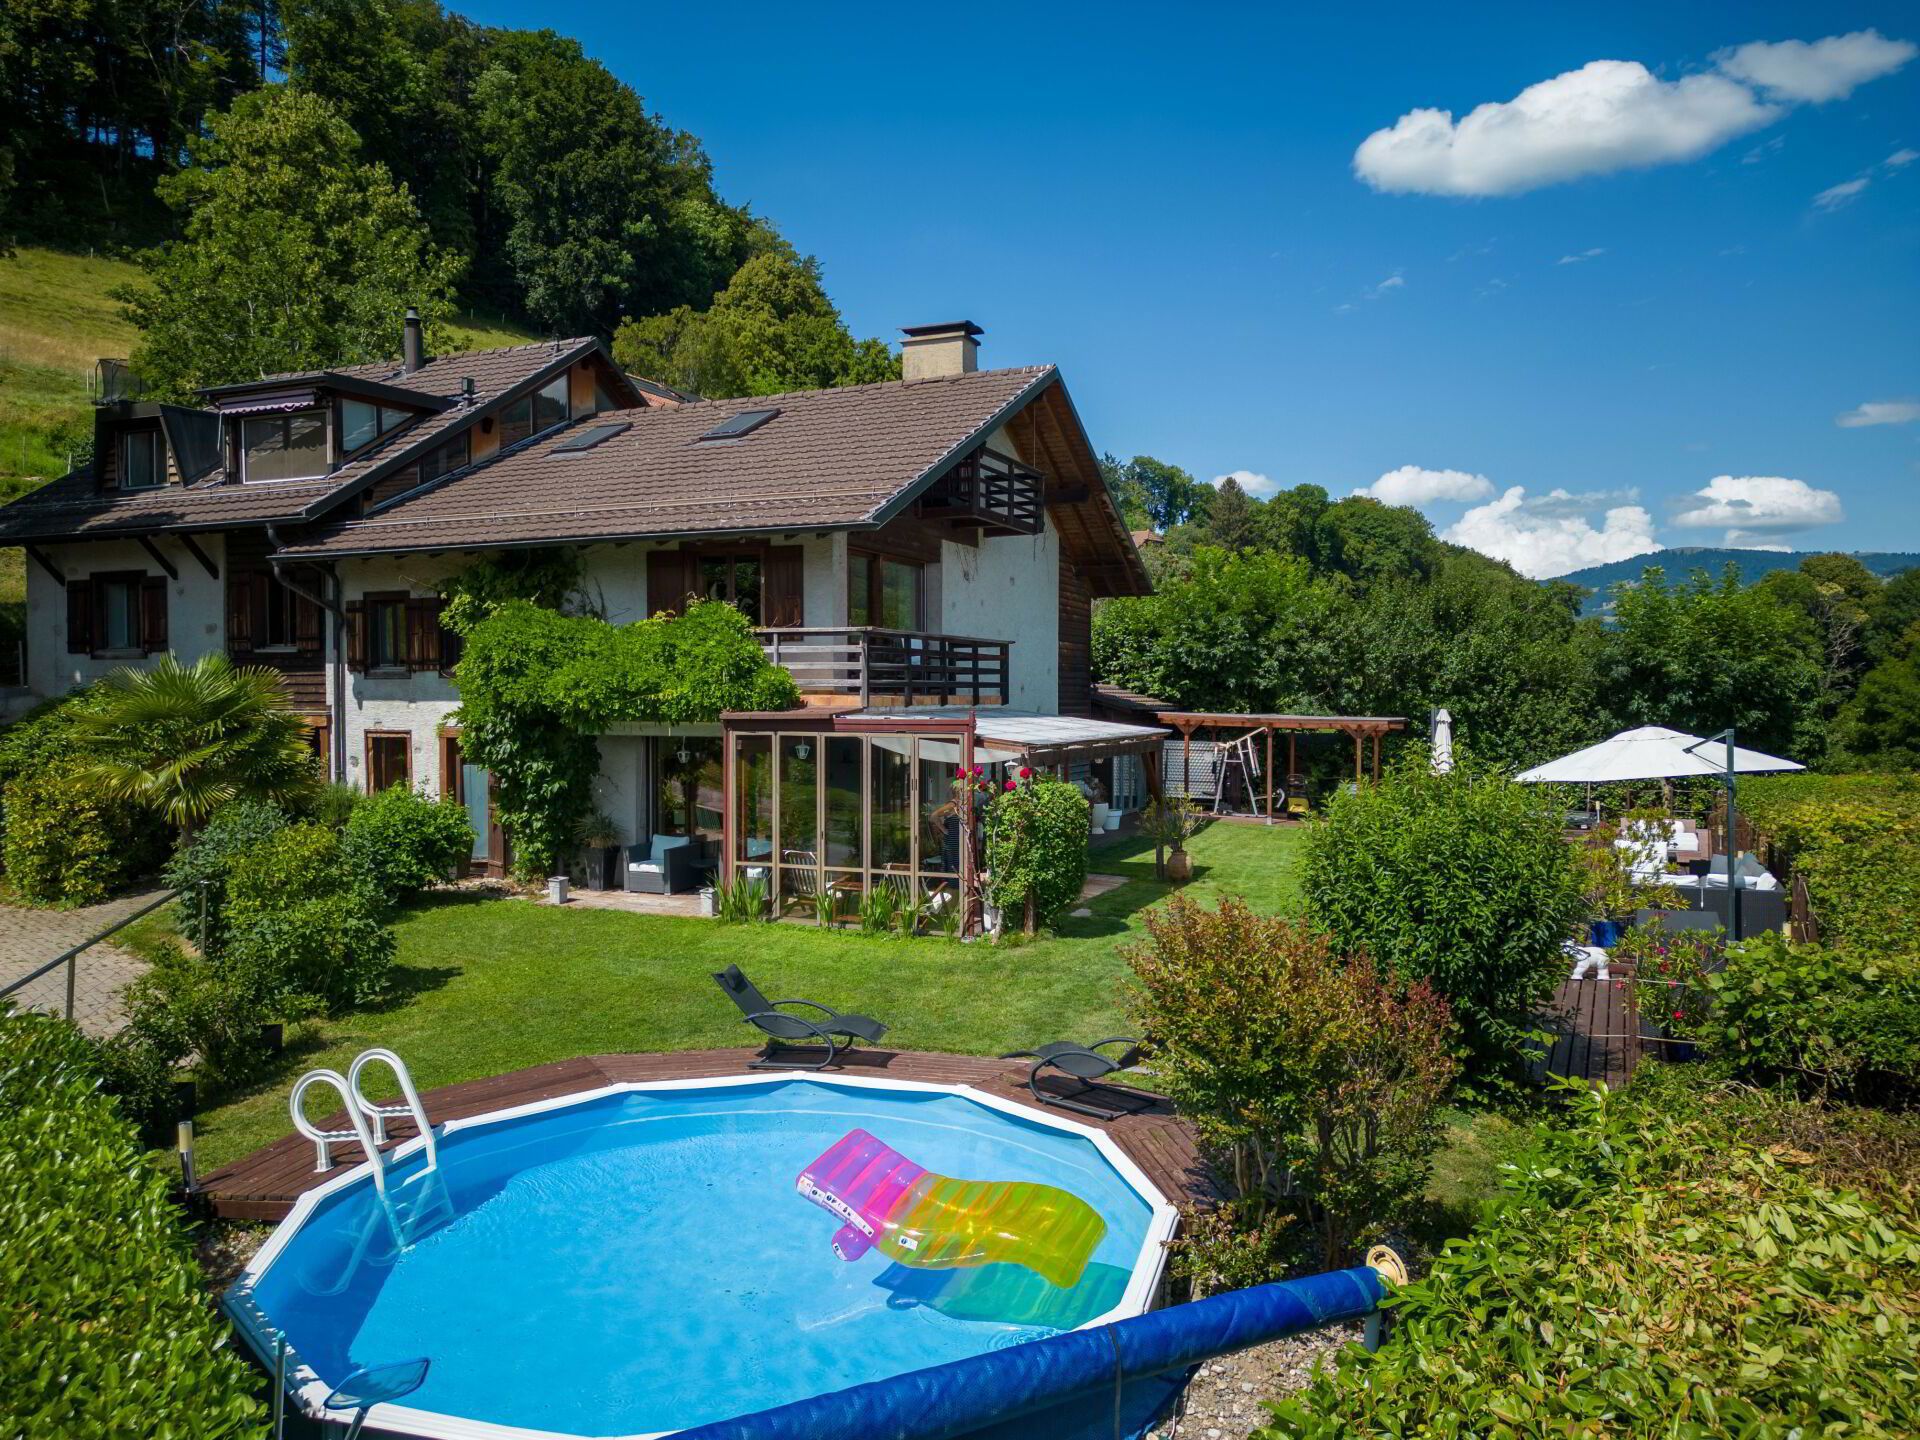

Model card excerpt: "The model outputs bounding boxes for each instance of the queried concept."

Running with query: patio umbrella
[1516,726,1802,941]
[1429,708,1454,775]
[1513,726,1802,785]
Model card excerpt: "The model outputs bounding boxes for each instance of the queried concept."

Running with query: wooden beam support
[178,532,219,580]
[136,535,178,581]
[23,544,64,586]
[1353,733,1363,782]
[1372,733,1381,781]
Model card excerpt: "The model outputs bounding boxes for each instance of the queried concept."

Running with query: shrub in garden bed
[0,1009,264,1438]
[1261,1069,1920,1439]
[341,783,475,904]
[1126,894,1457,1265]
[1303,755,1586,1087]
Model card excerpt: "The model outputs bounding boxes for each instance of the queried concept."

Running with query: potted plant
[579,813,623,890]
[1577,817,1683,944]
[1142,796,1201,882]
[1086,778,1110,836]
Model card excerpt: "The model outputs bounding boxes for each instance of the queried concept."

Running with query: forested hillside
[1554,547,1920,616]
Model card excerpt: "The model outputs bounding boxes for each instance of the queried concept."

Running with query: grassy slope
[190,823,1308,1168]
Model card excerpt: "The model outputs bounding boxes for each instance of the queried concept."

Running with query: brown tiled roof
[0,339,618,544]
[275,367,1059,557]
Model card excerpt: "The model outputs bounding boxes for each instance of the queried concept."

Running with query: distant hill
[1550,547,1920,617]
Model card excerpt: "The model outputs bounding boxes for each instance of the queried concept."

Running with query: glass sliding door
[777,734,820,915]
[822,736,864,920]
[735,735,773,883]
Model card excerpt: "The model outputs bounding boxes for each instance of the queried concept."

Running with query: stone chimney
[402,307,425,374]
[900,321,982,381]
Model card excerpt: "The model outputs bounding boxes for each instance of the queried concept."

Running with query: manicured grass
[189,822,1307,1169]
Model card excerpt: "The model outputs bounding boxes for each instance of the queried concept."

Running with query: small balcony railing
[91,358,148,406]
[919,447,1044,535]
[758,627,1012,707]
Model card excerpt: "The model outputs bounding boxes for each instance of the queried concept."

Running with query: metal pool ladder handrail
[289,1048,439,1189]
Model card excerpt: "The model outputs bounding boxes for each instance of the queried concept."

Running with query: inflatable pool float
[796,1128,1106,1289]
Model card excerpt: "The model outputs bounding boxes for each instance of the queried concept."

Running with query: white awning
[848,707,1168,764]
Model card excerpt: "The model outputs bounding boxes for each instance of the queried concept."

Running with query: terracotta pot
[1167,848,1193,883]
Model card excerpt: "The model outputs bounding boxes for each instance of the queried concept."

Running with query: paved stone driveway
[0,889,169,1037]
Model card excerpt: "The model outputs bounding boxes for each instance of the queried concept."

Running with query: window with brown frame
[848,552,923,630]
[67,572,166,656]
[304,720,331,779]
[366,732,411,793]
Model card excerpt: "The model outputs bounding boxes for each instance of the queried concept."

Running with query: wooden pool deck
[196,1048,1219,1223]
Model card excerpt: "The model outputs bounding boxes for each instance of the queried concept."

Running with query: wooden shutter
[139,577,168,655]
[292,574,324,657]
[406,597,440,672]
[436,599,462,677]
[345,600,367,671]
[225,571,255,652]
[66,580,94,655]
[764,546,805,628]
[647,549,696,617]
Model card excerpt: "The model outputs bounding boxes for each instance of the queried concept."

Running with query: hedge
[1261,1069,1920,1439]
[983,774,1089,931]
[0,1009,264,1438]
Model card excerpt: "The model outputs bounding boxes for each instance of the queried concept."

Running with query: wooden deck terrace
[197,1048,1219,1223]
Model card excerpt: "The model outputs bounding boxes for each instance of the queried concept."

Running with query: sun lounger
[711,965,888,1070]
[1000,1038,1152,1120]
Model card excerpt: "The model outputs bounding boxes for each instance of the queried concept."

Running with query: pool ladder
[290,1048,440,1197]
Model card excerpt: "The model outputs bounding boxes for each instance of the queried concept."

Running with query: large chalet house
[0,316,1160,905]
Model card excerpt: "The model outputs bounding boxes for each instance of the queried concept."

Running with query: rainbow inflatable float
[796,1129,1106,1290]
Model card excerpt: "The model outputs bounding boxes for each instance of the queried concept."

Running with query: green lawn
[190,822,1308,1169]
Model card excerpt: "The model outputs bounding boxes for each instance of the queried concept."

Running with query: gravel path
[1146,1321,1360,1440]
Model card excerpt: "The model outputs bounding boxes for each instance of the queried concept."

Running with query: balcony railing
[758,627,1012,707]
[919,447,1044,535]
[91,358,148,406]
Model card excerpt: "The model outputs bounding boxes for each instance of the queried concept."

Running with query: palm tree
[75,653,316,836]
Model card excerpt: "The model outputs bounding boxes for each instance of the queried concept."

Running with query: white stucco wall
[337,554,465,795]
[23,533,228,698]
[939,516,1061,713]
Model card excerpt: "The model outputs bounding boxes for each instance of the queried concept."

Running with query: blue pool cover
[673,1264,1385,1440]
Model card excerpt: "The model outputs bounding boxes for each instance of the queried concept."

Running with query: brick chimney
[900,321,982,381]
[402,307,425,374]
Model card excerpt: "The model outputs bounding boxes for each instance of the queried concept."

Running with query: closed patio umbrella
[1429,707,1454,775]
[1516,725,1802,940]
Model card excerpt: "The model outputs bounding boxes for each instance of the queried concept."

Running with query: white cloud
[1353,31,1915,198]
[1671,475,1843,533]
[1813,176,1870,209]
[1369,272,1406,296]
[1354,465,1496,507]
[1888,148,1920,168]
[1723,533,1795,551]
[1715,30,1916,103]
[1557,247,1607,264]
[1441,486,1660,579]
[1836,399,1920,428]
[1353,60,1777,197]
[1211,469,1281,499]
[1742,135,1787,164]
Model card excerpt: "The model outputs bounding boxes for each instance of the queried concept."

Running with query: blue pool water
[240,1080,1160,1436]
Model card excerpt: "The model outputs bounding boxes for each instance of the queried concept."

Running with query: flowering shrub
[1126,894,1457,1264]
[1612,920,1723,1034]
[982,772,1088,932]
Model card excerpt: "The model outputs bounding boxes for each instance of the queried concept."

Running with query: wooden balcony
[758,627,1012,706]
[919,447,1044,536]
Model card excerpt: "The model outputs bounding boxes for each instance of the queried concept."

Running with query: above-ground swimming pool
[228,1075,1176,1439]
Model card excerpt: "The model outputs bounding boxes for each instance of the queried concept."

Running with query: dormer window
[241,410,327,483]
[498,376,569,447]
[340,399,413,454]
[120,429,163,490]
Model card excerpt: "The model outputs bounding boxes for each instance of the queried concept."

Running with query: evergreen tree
[1205,476,1262,553]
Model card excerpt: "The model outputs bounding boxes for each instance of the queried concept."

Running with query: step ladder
[1212,731,1265,814]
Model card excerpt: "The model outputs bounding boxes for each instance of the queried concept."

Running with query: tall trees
[1599,566,1822,757]
[611,249,898,398]
[1100,455,1211,532]
[119,88,461,396]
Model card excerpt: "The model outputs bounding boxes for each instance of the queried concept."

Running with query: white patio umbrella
[1514,726,1802,785]
[1516,725,1802,940]
[1429,707,1454,775]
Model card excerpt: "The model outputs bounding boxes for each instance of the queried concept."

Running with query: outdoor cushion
[651,834,690,857]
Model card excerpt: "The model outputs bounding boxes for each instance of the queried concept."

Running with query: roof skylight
[697,408,780,442]
[551,422,630,454]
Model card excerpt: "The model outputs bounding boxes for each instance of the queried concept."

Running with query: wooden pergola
[1152,711,1409,821]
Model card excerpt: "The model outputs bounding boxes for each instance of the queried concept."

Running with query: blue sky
[462,1,1918,577]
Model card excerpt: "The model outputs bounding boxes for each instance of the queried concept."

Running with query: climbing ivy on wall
[450,598,799,878]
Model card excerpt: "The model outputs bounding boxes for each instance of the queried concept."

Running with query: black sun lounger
[1000,1038,1152,1119]
[712,965,888,1070]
